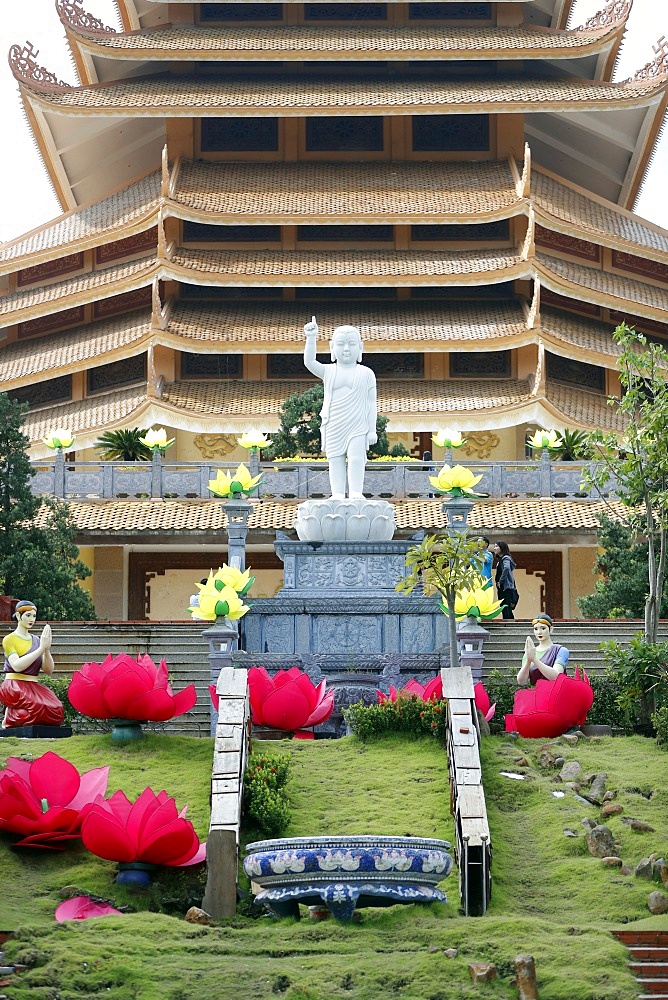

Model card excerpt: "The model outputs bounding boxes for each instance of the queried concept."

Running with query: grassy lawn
[1,731,667,998]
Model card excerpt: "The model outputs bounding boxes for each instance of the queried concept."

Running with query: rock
[647,891,668,915]
[621,818,656,833]
[444,948,458,958]
[554,756,565,767]
[582,773,595,786]
[514,756,531,768]
[602,790,617,801]
[601,857,624,867]
[653,859,666,880]
[559,761,583,782]
[563,829,579,838]
[586,825,619,859]
[428,945,440,954]
[58,886,87,900]
[514,954,539,1000]
[661,866,668,888]
[601,803,623,818]
[469,963,497,984]
[583,773,608,805]
[185,906,213,925]
[581,818,597,830]
[620,865,633,875]
[574,795,595,807]
[538,751,556,768]
[561,734,579,744]
[635,858,654,879]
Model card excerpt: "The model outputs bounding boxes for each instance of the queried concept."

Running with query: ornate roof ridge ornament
[625,36,668,84]
[521,206,535,262]
[574,0,633,32]
[8,42,70,92]
[56,0,117,36]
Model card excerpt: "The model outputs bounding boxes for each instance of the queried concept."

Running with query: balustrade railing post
[540,449,552,497]
[224,496,251,572]
[53,449,65,497]
[151,450,162,498]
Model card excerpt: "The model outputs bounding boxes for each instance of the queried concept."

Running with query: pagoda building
[1,0,667,620]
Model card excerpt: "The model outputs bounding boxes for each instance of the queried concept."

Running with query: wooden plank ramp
[441,666,491,917]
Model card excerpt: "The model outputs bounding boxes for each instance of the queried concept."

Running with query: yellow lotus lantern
[432,430,466,449]
[429,464,484,497]
[208,463,263,498]
[452,584,504,622]
[188,580,249,622]
[140,427,175,451]
[237,431,272,451]
[203,565,254,598]
[527,429,561,452]
[43,429,74,450]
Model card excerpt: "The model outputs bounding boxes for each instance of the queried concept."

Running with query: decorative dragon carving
[8,42,69,92]
[55,0,116,35]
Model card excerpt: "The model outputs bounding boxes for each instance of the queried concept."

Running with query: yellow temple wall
[93,547,124,620]
[568,546,599,618]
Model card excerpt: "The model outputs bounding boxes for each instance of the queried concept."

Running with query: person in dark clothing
[493,540,518,619]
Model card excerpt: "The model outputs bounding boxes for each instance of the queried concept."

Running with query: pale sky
[0,0,666,243]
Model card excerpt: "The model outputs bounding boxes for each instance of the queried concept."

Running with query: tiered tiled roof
[64,22,627,61]
[537,252,668,320]
[170,159,522,223]
[28,73,668,115]
[53,496,623,538]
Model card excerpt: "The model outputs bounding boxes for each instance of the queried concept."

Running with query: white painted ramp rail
[202,666,250,920]
[441,665,491,916]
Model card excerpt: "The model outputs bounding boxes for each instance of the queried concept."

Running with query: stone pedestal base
[295,498,395,542]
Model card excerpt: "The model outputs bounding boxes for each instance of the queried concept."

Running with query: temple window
[87,356,146,395]
[409,2,492,19]
[304,3,387,20]
[199,4,283,21]
[546,352,606,393]
[182,223,281,244]
[8,375,72,409]
[450,351,510,377]
[181,354,244,379]
[201,118,279,152]
[305,117,384,152]
[296,225,393,244]
[411,222,510,243]
[412,115,489,152]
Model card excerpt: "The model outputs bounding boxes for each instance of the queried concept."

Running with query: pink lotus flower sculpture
[377,676,444,704]
[505,667,594,739]
[68,653,197,722]
[0,751,109,848]
[248,666,335,732]
[474,683,496,723]
[55,896,123,922]
[80,787,206,867]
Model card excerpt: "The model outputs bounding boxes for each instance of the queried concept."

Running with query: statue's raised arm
[302,317,378,500]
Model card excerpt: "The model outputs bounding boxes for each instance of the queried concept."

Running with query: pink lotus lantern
[0,751,109,848]
[248,666,334,733]
[80,787,206,875]
[377,676,444,704]
[474,683,496,723]
[68,653,197,731]
[505,667,594,739]
[55,896,123,922]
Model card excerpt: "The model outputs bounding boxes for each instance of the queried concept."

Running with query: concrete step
[631,964,668,978]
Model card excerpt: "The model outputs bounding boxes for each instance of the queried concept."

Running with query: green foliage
[94,427,152,462]
[397,531,484,668]
[344,697,447,743]
[484,670,516,729]
[586,675,634,732]
[548,428,591,461]
[600,633,668,729]
[0,394,96,620]
[651,705,668,747]
[388,441,411,458]
[582,323,668,641]
[577,516,668,620]
[243,750,291,837]
[265,383,390,459]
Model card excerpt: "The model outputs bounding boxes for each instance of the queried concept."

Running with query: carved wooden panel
[18,305,85,339]
[509,551,563,620]
[96,228,157,265]
[17,252,84,287]
[93,287,152,319]
[535,226,600,262]
[540,289,601,317]
[612,250,668,284]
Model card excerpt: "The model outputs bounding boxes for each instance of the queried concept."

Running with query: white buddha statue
[303,316,377,500]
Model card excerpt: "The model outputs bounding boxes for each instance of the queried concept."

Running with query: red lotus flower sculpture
[474,682,496,723]
[505,667,594,739]
[0,751,109,848]
[248,666,335,732]
[80,787,206,867]
[377,676,444,704]
[68,653,197,722]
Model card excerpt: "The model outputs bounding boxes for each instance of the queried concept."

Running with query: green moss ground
[1,732,667,999]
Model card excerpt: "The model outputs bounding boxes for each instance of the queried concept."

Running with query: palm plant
[548,428,590,461]
[94,428,152,462]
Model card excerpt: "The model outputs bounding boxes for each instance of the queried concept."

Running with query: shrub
[600,634,668,730]
[344,696,448,743]
[651,705,668,748]
[243,751,291,837]
[484,669,516,730]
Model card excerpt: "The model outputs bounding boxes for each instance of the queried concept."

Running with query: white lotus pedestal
[295,497,395,543]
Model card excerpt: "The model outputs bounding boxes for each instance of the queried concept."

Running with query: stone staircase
[0,621,213,737]
[613,930,668,999]
[479,620,668,680]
